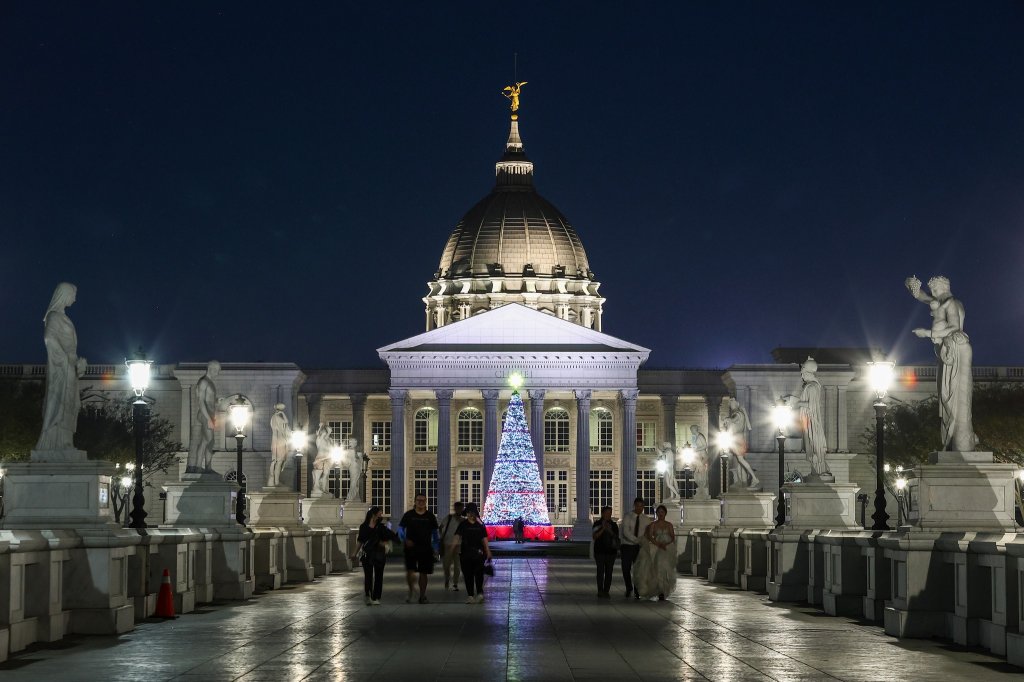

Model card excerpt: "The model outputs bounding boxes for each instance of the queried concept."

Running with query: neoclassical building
[4,103,1021,531]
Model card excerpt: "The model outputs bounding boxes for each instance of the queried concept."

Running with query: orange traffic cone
[155,568,177,619]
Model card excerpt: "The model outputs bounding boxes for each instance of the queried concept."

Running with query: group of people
[593,497,677,600]
[355,496,493,606]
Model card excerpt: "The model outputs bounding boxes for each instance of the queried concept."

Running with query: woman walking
[455,503,492,603]
[634,504,677,601]
[356,507,396,605]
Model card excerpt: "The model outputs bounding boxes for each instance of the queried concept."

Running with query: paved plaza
[0,556,1017,681]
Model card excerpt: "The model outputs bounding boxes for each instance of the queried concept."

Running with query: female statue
[36,283,86,451]
[722,398,759,489]
[797,357,829,477]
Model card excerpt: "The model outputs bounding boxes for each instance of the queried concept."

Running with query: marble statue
[186,361,221,473]
[311,422,332,497]
[656,442,681,503]
[36,282,86,452]
[906,275,979,452]
[689,425,711,500]
[267,403,290,487]
[332,438,363,503]
[722,397,759,489]
[796,357,829,478]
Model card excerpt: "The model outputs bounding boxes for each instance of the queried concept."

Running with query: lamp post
[290,430,306,494]
[771,401,793,527]
[680,443,695,499]
[894,469,907,526]
[655,456,668,504]
[867,361,896,531]
[714,431,734,496]
[230,396,252,526]
[361,452,370,503]
[125,349,152,529]
[120,468,134,526]
[330,446,343,499]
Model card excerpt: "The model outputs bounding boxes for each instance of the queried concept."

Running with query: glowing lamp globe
[895,476,907,492]
[680,444,695,467]
[715,431,734,452]
[771,403,793,433]
[230,397,251,434]
[867,361,896,398]
[508,372,524,390]
[125,348,153,398]
[290,430,306,452]
[120,475,132,489]
[655,458,669,475]
[330,446,343,464]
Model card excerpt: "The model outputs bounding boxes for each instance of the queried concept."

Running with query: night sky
[2,3,1023,371]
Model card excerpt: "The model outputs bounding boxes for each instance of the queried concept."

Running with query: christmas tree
[482,388,555,541]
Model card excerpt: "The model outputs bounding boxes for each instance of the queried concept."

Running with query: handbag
[483,558,495,577]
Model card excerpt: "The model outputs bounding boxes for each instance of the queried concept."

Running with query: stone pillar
[306,394,323,496]
[482,390,500,491]
[824,385,839,452]
[837,385,849,451]
[661,394,678,449]
[179,382,193,452]
[528,389,546,483]
[620,389,638,515]
[388,389,407,516]
[573,390,593,540]
[350,393,367,500]
[704,395,723,496]
[435,389,454,515]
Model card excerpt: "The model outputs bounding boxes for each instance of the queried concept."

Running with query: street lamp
[680,443,696,499]
[230,396,252,525]
[714,431,735,495]
[867,360,896,531]
[655,456,668,503]
[894,472,908,526]
[290,429,306,493]
[125,349,152,529]
[771,401,793,527]
[330,446,343,499]
[360,452,370,503]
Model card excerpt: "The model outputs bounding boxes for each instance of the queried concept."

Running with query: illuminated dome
[424,101,605,331]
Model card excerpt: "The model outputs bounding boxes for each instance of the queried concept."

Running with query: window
[545,469,568,513]
[413,469,438,514]
[371,469,390,516]
[676,422,700,449]
[589,469,613,516]
[636,421,657,452]
[328,469,352,499]
[457,408,484,452]
[458,469,483,507]
[413,408,438,452]
[544,408,570,452]
[590,408,613,452]
[370,421,391,451]
[676,469,697,500]
[327,420,353,445]
[637,470,657,515]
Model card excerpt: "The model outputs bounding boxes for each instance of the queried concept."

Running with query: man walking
[438,501,465,591]
[620,496,651,599]
[399,493,440,604]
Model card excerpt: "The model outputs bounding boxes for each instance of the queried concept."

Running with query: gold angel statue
[502,81,527,113]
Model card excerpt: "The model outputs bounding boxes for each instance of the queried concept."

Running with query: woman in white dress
[633,504,677,601]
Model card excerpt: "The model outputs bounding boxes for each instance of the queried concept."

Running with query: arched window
[457,408,484,452]
[414,408,439,452]
[544,408,570,452]
[224,470,247,483]
[590,408,613,452]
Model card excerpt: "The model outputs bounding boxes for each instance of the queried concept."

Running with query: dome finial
[502,81,527,121]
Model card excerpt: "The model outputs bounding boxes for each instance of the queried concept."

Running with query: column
[349,393,366,499]
[661,394,678,449]
[389,389,408,516]
[572,389,592,539]
[179,383,193,452]
[704,394,723,497]
[825,385,839,452]
[435,389,454,515]
[306,393,323,496]
[482,390,500,490]
[528,389,546,483]
[837,385,849,451]
[620,389,638,515]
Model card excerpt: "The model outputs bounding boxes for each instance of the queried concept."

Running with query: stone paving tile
[0,555,1019,681]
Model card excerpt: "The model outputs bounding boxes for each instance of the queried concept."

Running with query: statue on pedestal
[339,439,363,503]
[36,283,86,452]
[796,357,830,479]
[186,361,221,473]
[311,422,332,497]
[267,403,290,487]
[689,425,711,500]
[722,397,759,489]
[906,275,979,452]
[656,442,681,503]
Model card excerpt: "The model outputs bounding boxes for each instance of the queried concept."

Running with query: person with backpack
[355,506,396,605]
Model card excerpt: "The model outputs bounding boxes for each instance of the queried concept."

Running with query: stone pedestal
[247,489,314,584]
[677,500,720,572]
[819,531,874,617]
[161,476,253,601]
[907,452,1017,532]
[707,492,775,585]
[785,482,861,529]
[302,497,357,572]
[0,459,117,529]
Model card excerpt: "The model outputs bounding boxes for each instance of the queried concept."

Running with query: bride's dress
[634,524,677,598]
